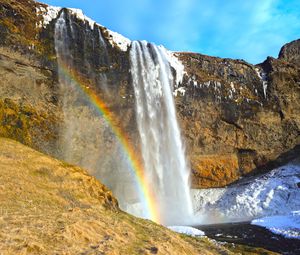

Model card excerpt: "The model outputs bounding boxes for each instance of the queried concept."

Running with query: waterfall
[54,11,104,168]
[54,11,141,213]
[130,41,193,225]
[55,11,194,226]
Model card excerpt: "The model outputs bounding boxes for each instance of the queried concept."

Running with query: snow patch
[173,87,186,97]
[69,9,132,51]
[197,80,222,90]
[187,75,198,88]
[69,8,95,28]
[36,6,97,29]
[165,51,186,86]
[252,211,300,239]
[106,30,131,52]
[36,6,61,28]
[168,226,205,237]
[36,3,131,51]
[70,9,131,52]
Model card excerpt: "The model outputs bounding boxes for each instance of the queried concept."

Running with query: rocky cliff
[177,50,300,187]
[0,0,299,189]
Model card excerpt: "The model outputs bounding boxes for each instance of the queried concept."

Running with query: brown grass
[0,138,279,254]
[0,138,210,254]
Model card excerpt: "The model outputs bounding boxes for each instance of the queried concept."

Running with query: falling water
[55,11,194,225]
[130,41,193,225]
[54,11,141,212]
[54,11,104,168]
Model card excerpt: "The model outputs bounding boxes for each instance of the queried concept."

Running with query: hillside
[0,138,277,254]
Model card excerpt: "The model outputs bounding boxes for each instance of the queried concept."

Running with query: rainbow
[57,61,161,223]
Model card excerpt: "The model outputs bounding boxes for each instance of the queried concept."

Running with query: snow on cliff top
[36,5,61,28]
[36,3,185,79]
[69,8,131,51]
[105,30,131,52]
[165,51,186,85]
[36,5,131,51]
[68,8,95,28]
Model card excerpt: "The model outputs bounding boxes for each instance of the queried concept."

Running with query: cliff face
[279,39,300,65]
[0,0,138,160]
[0,0,299,188]
[177,52,300,187]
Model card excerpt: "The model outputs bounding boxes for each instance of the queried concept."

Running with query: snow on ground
[168,226,205,237]
[252,211,300,239]
[192,164,300,224]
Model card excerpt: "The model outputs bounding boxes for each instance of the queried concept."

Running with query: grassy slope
[0,138,277,255]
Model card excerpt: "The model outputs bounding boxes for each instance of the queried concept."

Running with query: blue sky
[42,0,300,63]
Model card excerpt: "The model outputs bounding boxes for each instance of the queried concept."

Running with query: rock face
[279,39,300,65]
[0,0,299,189]
[176,51,300,188]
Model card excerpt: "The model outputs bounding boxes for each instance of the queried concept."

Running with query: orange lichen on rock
[191,154,240,188]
